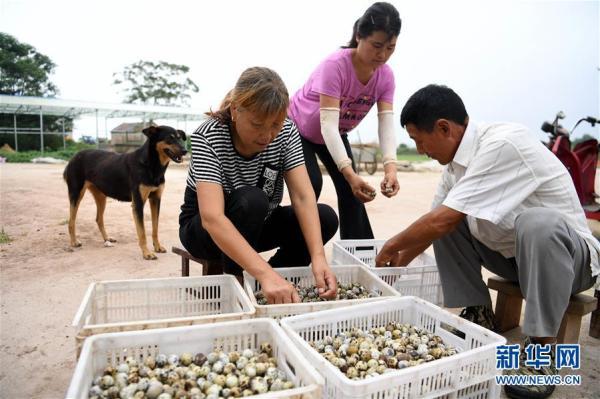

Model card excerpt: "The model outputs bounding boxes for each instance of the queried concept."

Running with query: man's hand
[388,250,412,267]
[258,270,300,304]
[376,244,424,267]
[311,257,337,299]
[375,241,399,267]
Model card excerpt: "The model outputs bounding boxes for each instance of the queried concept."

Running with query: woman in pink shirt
[288,2,401,239]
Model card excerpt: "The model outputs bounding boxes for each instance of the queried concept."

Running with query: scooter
[541,111,599,220]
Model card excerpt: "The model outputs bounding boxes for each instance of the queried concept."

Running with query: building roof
[0,95,206,121]
[111,122,156,134]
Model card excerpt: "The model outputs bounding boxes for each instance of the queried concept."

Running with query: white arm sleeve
[378,111,397,164]
[320,107,353,171]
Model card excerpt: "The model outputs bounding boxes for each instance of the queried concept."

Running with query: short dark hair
[400,84,468,132]
[343,2,401,48]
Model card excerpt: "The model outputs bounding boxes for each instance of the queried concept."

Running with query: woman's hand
[311,256,338,299]
[344,171,377,203]
[258,269,300,304]
[380,171,400,198]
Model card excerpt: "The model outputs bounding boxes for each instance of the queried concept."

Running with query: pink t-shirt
[288,48,395,144]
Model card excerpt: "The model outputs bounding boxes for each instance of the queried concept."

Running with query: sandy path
[0,163,598,398]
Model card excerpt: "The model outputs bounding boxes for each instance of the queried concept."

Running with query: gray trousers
[433,208,596,337]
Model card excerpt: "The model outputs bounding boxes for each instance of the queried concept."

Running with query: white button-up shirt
[433,121,600,285]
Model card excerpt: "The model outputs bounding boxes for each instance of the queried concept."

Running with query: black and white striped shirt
[185,117,305,215]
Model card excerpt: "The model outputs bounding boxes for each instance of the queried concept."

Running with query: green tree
[0,32,58,96]
[397,143,418,155]
[0,33,72,150]
[113,60,199,106]
[572,134,597,147]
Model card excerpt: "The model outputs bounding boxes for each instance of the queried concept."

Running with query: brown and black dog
[63,126,187,259]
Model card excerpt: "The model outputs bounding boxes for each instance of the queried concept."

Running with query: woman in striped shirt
[179,67,339,304]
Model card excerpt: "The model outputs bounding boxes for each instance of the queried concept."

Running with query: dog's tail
[63,152,88,206]
[63,153,79,181]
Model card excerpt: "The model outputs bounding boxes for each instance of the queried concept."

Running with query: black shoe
[504,378,556,399]
[504,337,557,399]
[459,304,498,332]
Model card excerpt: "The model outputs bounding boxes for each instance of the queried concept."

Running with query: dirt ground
[0,162,598,398]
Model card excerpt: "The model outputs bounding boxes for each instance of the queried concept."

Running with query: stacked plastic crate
[333,239,444,306]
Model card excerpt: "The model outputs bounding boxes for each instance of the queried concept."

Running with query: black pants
[179,186,339,276]
[301,135,374,239]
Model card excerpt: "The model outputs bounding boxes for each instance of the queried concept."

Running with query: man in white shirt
[375,84,598,399]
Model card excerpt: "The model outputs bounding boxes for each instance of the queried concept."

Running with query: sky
[1,0,598,145]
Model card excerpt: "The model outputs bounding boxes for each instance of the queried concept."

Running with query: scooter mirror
[541,121,554,133]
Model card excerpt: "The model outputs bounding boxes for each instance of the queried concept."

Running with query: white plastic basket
[281,297,506,399]
[243,265,399,320]
[66,318,323,399]
[332,239,444,306]
[73,275,255,353]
